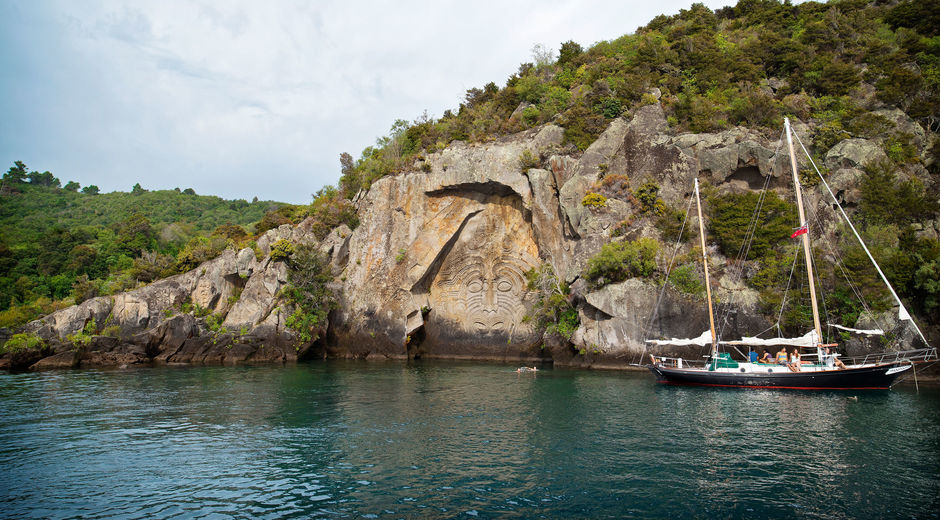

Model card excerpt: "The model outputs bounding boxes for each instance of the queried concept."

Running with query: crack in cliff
[409,208,483,295]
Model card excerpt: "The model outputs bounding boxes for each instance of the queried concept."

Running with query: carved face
[429,202,538,336]
[436,256,529,334]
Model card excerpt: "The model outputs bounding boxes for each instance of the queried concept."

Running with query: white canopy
[646,330,712,347]
[724,331,819,348]
[830,324,884,336]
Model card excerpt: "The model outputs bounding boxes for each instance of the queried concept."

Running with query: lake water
[1,361,938,519]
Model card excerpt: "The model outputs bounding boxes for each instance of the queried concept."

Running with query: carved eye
[467,280,483,292]
[497,280,513,292]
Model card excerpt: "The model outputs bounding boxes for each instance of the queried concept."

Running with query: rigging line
[791,130,930,347]
[775,242,803,335]
[801,191,835,343]
[718,172,772,330]
[731,129,784,274]
[716,132,784,339]
[639,181,696,363]
[804,194,887,335]
[716,130,784,337]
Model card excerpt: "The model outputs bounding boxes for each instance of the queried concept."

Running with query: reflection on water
[0,361,938,519]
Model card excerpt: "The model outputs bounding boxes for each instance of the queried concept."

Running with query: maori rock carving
[427,196,539,340]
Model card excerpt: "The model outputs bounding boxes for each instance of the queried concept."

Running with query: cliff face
[3,103,930,370]
[329,103,789,365]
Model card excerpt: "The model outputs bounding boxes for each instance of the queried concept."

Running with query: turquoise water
[0,361,938,519]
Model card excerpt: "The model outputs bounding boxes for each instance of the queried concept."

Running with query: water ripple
[0,363,938,519]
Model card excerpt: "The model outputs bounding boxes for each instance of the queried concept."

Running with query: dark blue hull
[647,363,910,390]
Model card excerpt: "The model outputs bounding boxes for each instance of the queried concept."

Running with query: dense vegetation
[523,264,579,341]
[337,0,938,195]
[281,243,336,344]
[0,162,279,326]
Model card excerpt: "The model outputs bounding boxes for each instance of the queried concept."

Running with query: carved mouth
[474,321,506,334]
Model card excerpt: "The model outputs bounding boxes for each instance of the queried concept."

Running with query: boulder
[825,138,888,170]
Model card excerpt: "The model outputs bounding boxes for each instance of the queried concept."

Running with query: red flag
[790,224,808,238]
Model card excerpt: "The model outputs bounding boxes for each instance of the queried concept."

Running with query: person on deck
[749,351,758,363]
[775,347,789,365]
[788,348,801,372]
[821,347,847,370]
[760,350,773,363]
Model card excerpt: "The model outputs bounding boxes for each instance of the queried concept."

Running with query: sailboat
[646,118,937,389]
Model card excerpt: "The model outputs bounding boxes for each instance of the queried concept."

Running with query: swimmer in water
[515,366,538,373]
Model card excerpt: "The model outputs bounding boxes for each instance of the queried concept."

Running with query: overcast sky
[0,0,734,204]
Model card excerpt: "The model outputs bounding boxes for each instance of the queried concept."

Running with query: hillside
[332,0,939,332]
[338,0,938,197]
[0,162,289,325]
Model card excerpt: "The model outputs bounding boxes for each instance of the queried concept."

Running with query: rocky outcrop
[2,231,316,370]
[5,102,935,371]
[825,138,889,170]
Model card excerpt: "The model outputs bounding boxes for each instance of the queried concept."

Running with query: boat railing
[650,356,708,369]
[841,347,938,366]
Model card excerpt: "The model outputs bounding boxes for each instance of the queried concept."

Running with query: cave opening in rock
[724,166,765,190]
[406,325,427,360]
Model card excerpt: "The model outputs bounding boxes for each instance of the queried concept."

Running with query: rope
[775,242,802,333]
[792,130,923,345]
[638,181,696,364]
[716,127,785,340]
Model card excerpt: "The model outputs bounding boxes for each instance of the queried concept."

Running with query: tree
[64,181,80,192]
[131,183,146,195]
[114,213,155,256]
[3,161,28,183]
[531,43,555,67]
[81,185,100,195]
[338,152,358,199]
[27,170,59,187]
[283,244,336,343]
[558,40,583,66]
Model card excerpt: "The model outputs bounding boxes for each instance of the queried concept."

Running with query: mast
[785,118,824,351]
[694,178,718,358]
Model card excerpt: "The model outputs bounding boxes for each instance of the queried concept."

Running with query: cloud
[0,0,733,203]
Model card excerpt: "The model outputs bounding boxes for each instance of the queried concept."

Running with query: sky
[0,0,734,204]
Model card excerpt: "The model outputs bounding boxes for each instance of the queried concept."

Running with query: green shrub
[884,133,919,164]
[175,235,229,272]
[518,150,540,172]
[282,244,336,343]
[845,112,894,138]
[101,325,121,338]
[66,330,92,349]
[707,190,795,259]
[583,237,659,288]
[308,185,359,240]
[634,182,666,216]
[812,121,850,152]
[523,264,580,340]
[255,204,307,234]
[668,263,704,296]
[270,239,295,262]
[594,97,623,119]
[204,312,227,343]
[191,303,212,318]
[656,204,692,243]
[859,159,935,225]
[581,192,608,209]
[561,102,609,151]
[1,332,45,354]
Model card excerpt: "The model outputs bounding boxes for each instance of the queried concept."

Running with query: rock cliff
[3,102,931,371]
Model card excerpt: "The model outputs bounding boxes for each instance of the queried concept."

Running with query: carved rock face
[426,195,539,345]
